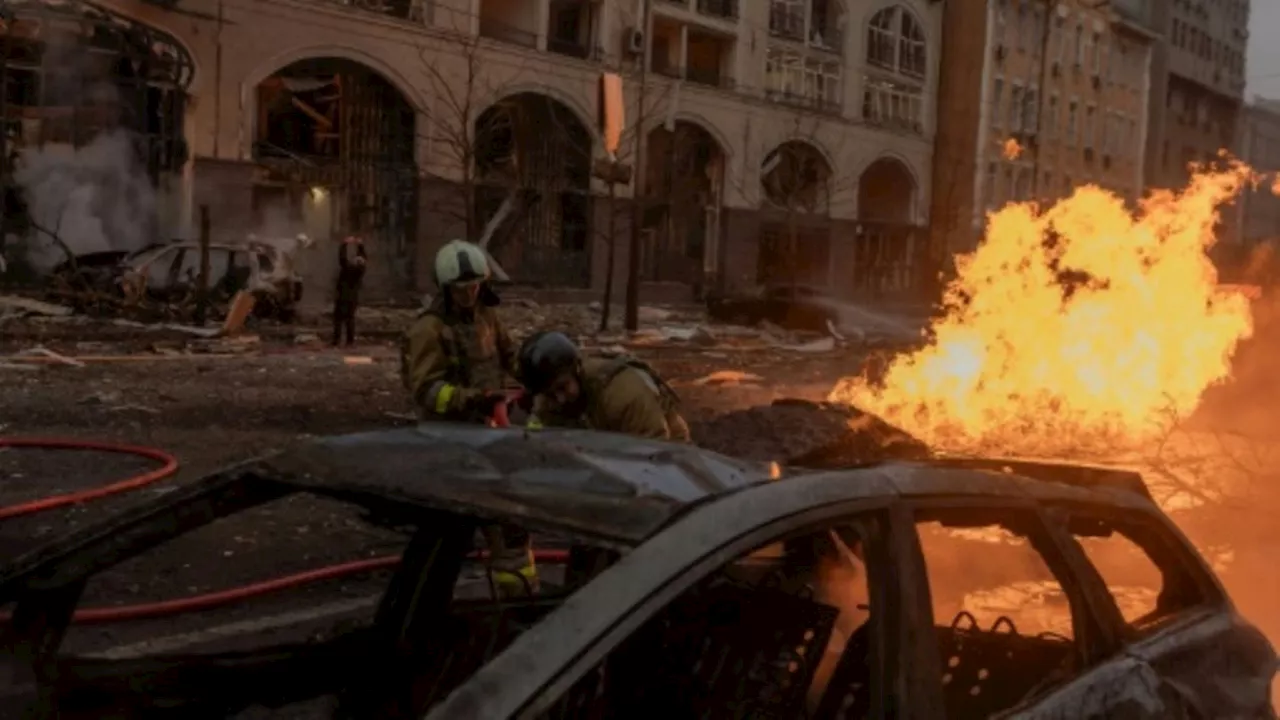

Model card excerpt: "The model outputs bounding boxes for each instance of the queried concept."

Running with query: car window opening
[915,509,1086,717]
[390,525,624,716]
[539,520,881,719]
[22,492,625,719]
[1062,512,1210,636]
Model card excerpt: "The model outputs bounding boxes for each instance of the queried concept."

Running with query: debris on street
[0,294,74,317]
[14,346,85,367]
[690,370,764,387]
[692,398,930,467]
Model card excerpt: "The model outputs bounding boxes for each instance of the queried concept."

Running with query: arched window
[865,6,926,79]
[863,6,927,134]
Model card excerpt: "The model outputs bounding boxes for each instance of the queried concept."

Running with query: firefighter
[401,239,519,421]
[400,239,534,596]
[518,331,691,442]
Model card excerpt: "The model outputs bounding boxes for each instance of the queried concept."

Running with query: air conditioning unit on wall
[625,28,644,55]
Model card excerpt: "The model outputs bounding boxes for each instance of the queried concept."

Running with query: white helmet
[434,239,490,287]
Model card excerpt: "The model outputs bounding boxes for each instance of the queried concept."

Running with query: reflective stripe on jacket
[400,296,518,421]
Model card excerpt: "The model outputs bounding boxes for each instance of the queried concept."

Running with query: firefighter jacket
[533,356,691,442]
[400,294,519,422]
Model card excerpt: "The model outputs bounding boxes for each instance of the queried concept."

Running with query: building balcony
[547,37,600,60]
[696,0,738,21]
[686,63,731,88]
[547,0,600,60]
[766,88,841,114]
[653,60,685,80]
[479,16,538,48]
[327,0,420,22]
[769,4,805,42]
[651,60,733,89]
[479,0,539,49]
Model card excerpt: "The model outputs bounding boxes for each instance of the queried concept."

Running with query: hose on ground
[0,437,567,624]
[0,437,180,521]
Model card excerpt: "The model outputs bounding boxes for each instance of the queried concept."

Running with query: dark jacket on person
[336,243,367,302]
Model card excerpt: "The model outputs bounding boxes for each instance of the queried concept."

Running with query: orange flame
[830,163,1258,453]
[1002,138,1023,160]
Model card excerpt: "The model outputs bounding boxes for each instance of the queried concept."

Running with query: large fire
[830,162,1259,454]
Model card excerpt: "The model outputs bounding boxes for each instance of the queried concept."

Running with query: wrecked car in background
[50,238,304,319]
[706,282,839,332]
[0,425,1273,719]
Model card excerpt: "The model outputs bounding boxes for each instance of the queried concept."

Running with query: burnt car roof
[246,424,775,544]
[0,426,1164,597]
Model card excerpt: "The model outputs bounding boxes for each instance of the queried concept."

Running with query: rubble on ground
[692,398,931,467]
[0,294,73,317]
[0,287,926,373]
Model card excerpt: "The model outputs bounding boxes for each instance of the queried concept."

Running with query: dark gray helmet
[519,331,581,395]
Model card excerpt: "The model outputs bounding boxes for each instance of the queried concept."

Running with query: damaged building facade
[0,0,193,274]
[1,0,942,302]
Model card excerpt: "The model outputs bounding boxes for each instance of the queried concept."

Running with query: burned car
[706,283,839,332]
[0,426,1273,719]
[51,239,303,318]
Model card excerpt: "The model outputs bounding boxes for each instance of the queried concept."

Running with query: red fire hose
[0,435,564,624]
[0,438,180,521]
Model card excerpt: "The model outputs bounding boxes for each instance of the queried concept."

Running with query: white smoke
[247,197,315,283]
[15,130,157,271]
[9,16,162,274]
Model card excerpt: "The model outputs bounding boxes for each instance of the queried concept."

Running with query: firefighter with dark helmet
[518,331,691,442]
[400,239,533,596]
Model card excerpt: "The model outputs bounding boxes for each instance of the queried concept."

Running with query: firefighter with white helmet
[401,239,519,423]
[400,239,533,595]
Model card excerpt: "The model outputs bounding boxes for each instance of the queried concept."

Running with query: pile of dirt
[691,398,930,469]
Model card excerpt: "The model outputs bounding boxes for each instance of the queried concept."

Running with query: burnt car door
[1046,504,1276,719]
[0,473,430,720]
[428,472,929,720]
[897,498,1179,719]
[134,246,182,299]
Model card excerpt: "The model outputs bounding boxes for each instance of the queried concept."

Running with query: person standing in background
[332,234,367,347]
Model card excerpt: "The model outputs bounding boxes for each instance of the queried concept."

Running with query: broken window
[172,248,231,289]
[253,59,417,277]
[30,477,628,718]
[762,141,833,214]
[913,507,1089,718]
[538,514,887,718]
[141,247,181,291]
[641,121,723,283]
[1058,511,1211,637]
[757,223,831,286]
[472,93,593,287]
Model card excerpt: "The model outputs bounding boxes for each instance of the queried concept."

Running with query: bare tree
[416,33,542,281]
[589,86,672,331]
[416,34,492,244]
[419,34,616,290]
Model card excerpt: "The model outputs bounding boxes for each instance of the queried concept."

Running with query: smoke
[15,131,157,271]
[246,196,316,284]
[10,17,159,272]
